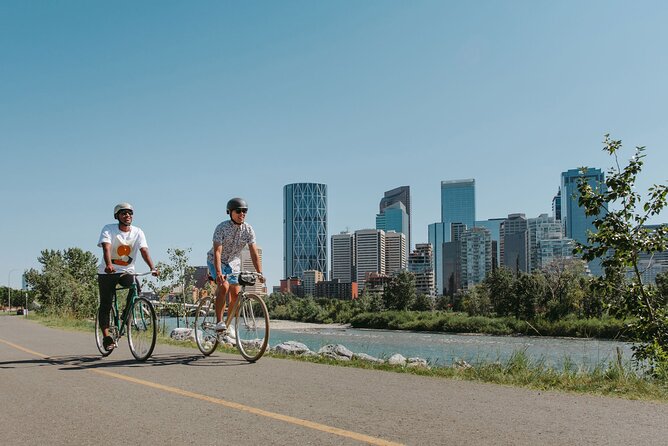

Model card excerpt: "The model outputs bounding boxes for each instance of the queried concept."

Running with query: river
[162,316,634,370]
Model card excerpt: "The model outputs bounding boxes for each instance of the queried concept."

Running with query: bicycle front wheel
[127,297,157,361]
[95,306,116,357]
[234,293,269,362]
[194,296,219,356]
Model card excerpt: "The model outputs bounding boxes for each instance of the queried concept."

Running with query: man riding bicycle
[207,197,265,338]
[97,203,158,351]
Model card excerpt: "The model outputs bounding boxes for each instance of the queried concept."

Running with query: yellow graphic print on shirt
[111,233,135,266]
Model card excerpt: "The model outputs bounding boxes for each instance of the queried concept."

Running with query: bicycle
[194,271,269,362]
[94,271,157,361]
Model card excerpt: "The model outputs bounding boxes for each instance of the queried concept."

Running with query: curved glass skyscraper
[283,183,328,280]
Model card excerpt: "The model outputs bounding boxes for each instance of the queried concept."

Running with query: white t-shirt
[97,224,148,274]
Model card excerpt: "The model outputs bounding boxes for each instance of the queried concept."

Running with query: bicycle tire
[95,306,116,357]
[234,293,269,362]
[194,296,219,356]
[127,297,157,361]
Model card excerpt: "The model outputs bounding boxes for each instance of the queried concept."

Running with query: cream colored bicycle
[194,271,269,362]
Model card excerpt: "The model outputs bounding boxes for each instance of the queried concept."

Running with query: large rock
[388,353,407,366]
[353,353,385,364]
[407,357,429,369]
[170,327,195,341]
[273,341,312,355]
[318,344,353,361]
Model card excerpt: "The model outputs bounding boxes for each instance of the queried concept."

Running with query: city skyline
[2,2,668,289]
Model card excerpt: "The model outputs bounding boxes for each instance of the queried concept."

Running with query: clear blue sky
[2,1,667,290]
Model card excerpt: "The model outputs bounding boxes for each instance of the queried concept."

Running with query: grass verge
[24,313,668,402]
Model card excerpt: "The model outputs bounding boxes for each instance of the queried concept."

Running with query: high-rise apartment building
[428,222,447,294]
[537,238,575,270]
[283,183,328,280]
[441,179,476,243]
[330,231,355,283]
[408,244,435,296]
[302,270,324,296]
[385,230,407,275]
[379,186,411,249]
[240,245,267,295]
[475,218,504,269]
[500,213,529,273]
[527,214,564,272]
[460,227,492,290]
[355,229,385,290]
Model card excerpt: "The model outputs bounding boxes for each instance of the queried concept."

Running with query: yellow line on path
[0,337,403,446]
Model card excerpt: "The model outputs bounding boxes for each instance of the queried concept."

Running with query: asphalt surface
[1,316,667,445]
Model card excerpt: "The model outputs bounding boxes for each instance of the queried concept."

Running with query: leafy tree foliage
[383,270,416,310]
[461,284,493,316]
[24,248,98,317]
[411,293,434,311]
[576,135,668,376]
[484,267,514,316]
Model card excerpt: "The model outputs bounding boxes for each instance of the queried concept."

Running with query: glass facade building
[379,186,411,249]
[283,183,328,280]
[441,179,476,243]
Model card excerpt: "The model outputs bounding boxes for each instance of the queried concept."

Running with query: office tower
[441,179,476,243]
[428,222,447,294]
[283,183,328,280]
[385,230,407,275]
[500,213,529,273]
[460,227,492,289]
[355,229,385,289]
[409,244,435,296]
[302,270,324,296]
[552,188,562,221]
[475,218,504,269]
[331,231,355,283]
[560,168,606,244]
[379,186,411,249]
[528,214,565,272]
[442,240,461,296]
[560,168,606,276]
[240,245,267,295]
[376,201,409,248]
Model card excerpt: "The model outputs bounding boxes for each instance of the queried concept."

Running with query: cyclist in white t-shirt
[206,197,265,337]
[97,203,158,351]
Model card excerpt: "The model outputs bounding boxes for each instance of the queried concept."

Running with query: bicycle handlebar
[120,271,157,278]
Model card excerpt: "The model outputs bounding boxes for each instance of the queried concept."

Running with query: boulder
[407,357,429,368]
[318,344,353,361]
[353,353,385,364]
[388,353,407,366]
[454,359,472,370]
[273,341,312,355]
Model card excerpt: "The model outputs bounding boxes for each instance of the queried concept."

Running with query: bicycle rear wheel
[234,293,269,362]
[194,296,219,356]
[95,306,117,357]
[127,297,157,361]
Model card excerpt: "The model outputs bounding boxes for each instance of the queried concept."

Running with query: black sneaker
[103,336,115,351]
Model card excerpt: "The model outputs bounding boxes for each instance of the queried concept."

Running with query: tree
[461,284,493,316]
[411,293,434,311]
[484,267,515,316]
[540,258,587,320]
[383,270,416,311]
[512,273,546,320]
[148,248,195,324]
[576,135,668,375]
[23,248,98,317]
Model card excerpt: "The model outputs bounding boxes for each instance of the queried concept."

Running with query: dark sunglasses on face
[234,208,248,214]
[119,210,133,216]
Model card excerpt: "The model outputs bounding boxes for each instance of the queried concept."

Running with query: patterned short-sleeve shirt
[206,220,256,271]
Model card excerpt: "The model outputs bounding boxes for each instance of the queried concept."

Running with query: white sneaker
[226,325,236,339]
[215,321,227,332]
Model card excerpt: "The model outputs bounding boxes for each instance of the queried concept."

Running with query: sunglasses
[119,210,133,216]
[233,208,248,214]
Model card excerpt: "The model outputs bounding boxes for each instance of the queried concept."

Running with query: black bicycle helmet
[226,197,248,214]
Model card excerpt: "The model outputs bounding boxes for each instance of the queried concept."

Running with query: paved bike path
[1,316,667,445]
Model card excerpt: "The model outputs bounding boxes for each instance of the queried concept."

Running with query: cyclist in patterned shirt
[206,197,265,337]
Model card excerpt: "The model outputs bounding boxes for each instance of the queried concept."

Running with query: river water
[163,316,634,370]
